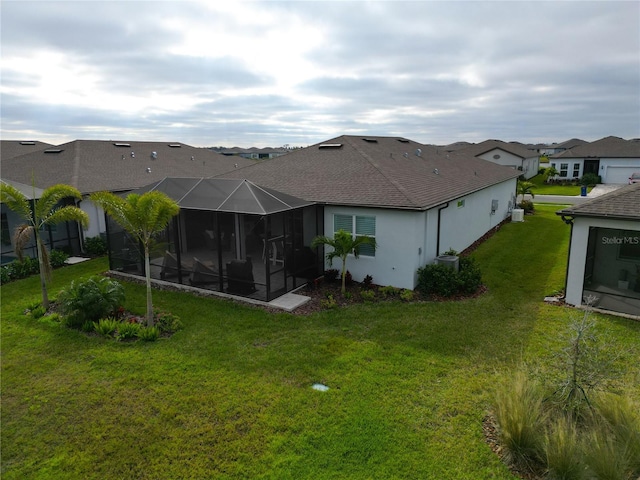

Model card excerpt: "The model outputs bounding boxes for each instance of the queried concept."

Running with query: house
[0,140,53,159]
[0,140,256,259]
[557,183,640,317]
[549,136,640,184]
[456,139,540,179]
[539,138,587,156]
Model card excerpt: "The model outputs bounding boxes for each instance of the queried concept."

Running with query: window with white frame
[559,163,569,178]
[573,163,580,178]
[333,214,376,257]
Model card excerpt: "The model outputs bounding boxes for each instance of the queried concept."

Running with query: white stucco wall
[79,197,106,240]
[565,216,640,307]
[322,178,517,290]
[599,158,640,184]
[479,149,522,169]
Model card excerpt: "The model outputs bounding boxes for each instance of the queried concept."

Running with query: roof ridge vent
[362,138,378,143]
[114,143,131,147]
[44,149,64,153]
[397,138,410,143]
[168,144,181,148]
[318,143,343,149]
[19,141,36,145]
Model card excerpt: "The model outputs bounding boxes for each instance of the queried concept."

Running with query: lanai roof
[215,135,520,210]
[557,183,640,221]
[134,177,313,215]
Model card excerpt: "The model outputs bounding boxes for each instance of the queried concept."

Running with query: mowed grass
[528,174,590,196]
[2,206,638,479]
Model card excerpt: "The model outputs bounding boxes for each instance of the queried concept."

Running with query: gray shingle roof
[0,140,53,160]
[457,139,537,159]
[0,140,256,194]
[552,136,640,159]
[215,135,520,210]
[557,183,640,220]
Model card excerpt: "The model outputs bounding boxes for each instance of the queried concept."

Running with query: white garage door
[604,166,639,184]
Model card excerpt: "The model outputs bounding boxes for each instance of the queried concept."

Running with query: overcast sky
[1,1,639,148]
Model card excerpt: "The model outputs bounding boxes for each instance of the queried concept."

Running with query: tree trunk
[36,238,49,309]
[340,257,347,295]
[144,245,154,327]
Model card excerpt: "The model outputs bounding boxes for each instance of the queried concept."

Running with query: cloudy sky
[1,1,639,148]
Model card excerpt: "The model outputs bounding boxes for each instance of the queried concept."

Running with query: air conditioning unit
[511,209,524,222]
[435,255,459,272]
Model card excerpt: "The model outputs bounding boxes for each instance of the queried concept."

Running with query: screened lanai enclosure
[105,178,324,302]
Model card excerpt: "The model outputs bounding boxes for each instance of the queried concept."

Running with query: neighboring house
[457,139,540,179]
[0,140,256,256]
[212,146,289,160]
[0,140,53,159]
[205,135,521,293]
[539,138,587,156]
[549,136,640,184]
[557,183,640,317]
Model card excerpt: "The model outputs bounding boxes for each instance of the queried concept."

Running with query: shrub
[360,289,376,302]
[84,235,107,256]
[416,264,460,297]
[399,289,414,302]
[93,318,119,337]
[345,270,353,286]
[518,199,535,213]
[580,173,601,186]
[117,321,141,340]
[324,269,339,283]
[362,274,373,289]
[457,257,483,294]
[58,276,125,329]
[154,311,183,334]
[320,294,338,309]
[1,256,39,283]
[378,285,401,298]
[138,326,159,342]
[49,249,69,268]
[494,371,546,467]
[29,305,46,319]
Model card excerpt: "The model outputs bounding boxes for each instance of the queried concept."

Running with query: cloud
[1,1,638,147]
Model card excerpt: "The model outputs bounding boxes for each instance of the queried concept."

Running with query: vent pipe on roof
[131,151,135,158]
[151,151,157,159]
[415,148,422,157]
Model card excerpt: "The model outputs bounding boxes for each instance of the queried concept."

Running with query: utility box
[511,209,524,222]
[435,255,459,272]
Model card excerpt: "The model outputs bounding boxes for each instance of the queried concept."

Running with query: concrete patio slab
[267,292,311,312]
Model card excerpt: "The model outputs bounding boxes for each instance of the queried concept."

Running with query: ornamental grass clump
[58,276,125,329]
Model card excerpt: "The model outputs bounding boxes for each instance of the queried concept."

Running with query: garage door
[604,166,639,184]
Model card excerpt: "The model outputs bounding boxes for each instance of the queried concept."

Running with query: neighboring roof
[554,138,587,150]
[441,141,473,152]
[556,183,640,220]
[215,135,521,210]
[457,139,537,160]
[0,140,53,159]
[134,177,313,215]
[0,140,256,195]
[551,136,640,159]
[0,178,45,200]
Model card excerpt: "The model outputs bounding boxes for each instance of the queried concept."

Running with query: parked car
[629,173,640,184]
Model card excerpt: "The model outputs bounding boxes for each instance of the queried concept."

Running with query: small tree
[311,229,376,295]
[0,182,89,308]
[517,180,536,202]
[91,190,179,326]
[543,166,558,183]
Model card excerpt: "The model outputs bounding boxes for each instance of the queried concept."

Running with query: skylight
[318,143,343,149]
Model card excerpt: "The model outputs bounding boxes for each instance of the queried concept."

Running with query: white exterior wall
[323,206,426,289]
[79,197,106,240]
[322,178,517,290]
[437,179,516,255]
[565,217,640,307]
[522,155,540,179]
[478,149,522,170]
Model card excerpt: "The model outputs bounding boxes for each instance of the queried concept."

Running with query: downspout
[436,202,450,256]
[560,215,574,300]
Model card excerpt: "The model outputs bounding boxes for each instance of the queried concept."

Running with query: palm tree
[311,229,377,295]
[0,182,89,309]
[517,180,536,201]
[91,190,179,326]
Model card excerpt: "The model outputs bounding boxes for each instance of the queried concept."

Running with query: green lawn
[528,174,590,196]
[2,206,638,479]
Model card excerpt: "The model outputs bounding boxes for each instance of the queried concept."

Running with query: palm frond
[0,183,33,223]
[13,224,34,261]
